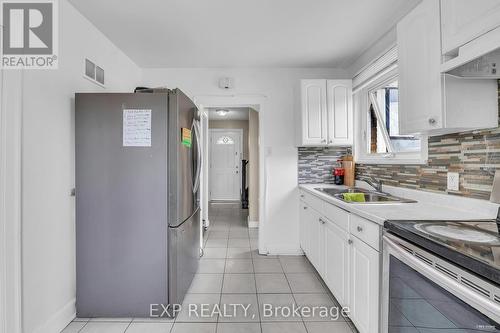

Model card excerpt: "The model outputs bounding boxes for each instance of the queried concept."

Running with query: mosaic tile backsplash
[298,147,351,184]
[299,81,500,200]
[356,128,500,200]
[356,82,500,201]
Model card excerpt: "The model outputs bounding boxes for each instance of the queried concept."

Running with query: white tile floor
[63,202,358,333]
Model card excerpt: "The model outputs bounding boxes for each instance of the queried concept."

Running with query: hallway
[189,202,358,333]
[62,202,357,333]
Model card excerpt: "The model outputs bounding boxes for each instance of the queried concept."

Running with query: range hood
[442,26,500,79]
[447,47,500,78]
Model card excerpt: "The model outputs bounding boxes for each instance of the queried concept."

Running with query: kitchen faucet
[360,177,383,192]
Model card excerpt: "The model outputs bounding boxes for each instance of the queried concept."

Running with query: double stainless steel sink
[315,187,417,204]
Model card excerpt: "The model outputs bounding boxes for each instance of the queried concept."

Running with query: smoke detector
[218,77,234,89]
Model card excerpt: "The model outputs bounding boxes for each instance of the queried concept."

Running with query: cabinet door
[308,209,323,273]
[441,0,500,55]
[300,80,327,146]
[349,237,380,333]
[326,80,352,146]
[299,201,310,255]
[397,0,443,134]
[324,219,349,306]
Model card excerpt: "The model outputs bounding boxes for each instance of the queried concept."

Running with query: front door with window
[209,130,242,201]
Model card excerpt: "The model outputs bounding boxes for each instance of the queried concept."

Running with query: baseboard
[247,216,259,228]
[264,243,304,256]
[33,298,75,333]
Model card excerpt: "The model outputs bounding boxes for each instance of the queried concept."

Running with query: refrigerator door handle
[192,120,202,194]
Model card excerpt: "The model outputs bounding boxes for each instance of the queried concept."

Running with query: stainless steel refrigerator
[75,89,201,317]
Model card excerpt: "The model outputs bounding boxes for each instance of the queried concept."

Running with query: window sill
[355,156,428,165]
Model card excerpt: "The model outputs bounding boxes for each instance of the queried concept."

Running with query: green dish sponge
[342,193,366,202]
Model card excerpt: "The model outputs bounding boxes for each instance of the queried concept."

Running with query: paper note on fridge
[123,109,152,147]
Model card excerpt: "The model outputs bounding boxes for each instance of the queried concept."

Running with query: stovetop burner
[384,218,500,285]
[414,222,500,244]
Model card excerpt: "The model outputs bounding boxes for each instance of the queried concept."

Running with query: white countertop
[299,183,499,226]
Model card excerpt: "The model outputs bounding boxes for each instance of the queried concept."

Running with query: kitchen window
[354,55,428,164]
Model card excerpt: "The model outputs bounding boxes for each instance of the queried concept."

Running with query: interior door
[209,130,242,201]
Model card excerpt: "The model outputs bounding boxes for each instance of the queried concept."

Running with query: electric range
[381,218,500,332]
[384,219,500,285]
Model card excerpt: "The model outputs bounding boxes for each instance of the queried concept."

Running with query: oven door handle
[382,234,500,324]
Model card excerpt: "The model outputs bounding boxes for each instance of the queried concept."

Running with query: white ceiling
[208,107,249,120]
[69,0,419,68]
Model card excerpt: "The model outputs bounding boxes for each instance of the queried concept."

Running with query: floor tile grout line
[76,319,89,333]
[216,248,227,327]
[249,230,264,333]
[277,256,309,333]
[122,320,133,333]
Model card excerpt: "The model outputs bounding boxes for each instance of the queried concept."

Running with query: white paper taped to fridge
[123,109,152,147]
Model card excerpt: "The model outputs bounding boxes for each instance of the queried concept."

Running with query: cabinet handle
[319,219,326,224]
[321,139,326,143]
[428,118,437,125]
[303,206,308,210]
[357,226,363,232]
[348,239,353,245]
[300,194,304,198]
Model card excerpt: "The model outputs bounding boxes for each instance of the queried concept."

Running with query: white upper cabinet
[397,0,498,135]
[398,0,443,134]
[298,79,352,146]
[327,80,353,146]
[300,80,328,146]
[441,0,500,56]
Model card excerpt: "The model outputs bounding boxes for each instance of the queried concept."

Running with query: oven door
[382,232,500,333]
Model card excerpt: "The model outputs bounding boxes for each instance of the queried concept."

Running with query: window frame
[354,68,428,165]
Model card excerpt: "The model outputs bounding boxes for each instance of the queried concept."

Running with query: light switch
[447,172,459,191]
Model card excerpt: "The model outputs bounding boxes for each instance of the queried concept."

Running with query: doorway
[209,129,243,201]
[199,102,262,251]
[205,107,259,227]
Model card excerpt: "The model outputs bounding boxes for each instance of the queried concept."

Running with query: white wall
[248,109,259,224]
[347,27,397,77]
[141,68,349,254]
[21,1,141,332]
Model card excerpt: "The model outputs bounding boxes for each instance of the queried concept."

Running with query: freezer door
[168,89,200,227]
[75,93,169,317]
[168,207,200,305]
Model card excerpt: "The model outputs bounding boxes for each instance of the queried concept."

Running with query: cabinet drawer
[349,215,380,251]
[323,202,349,232]
[299,190,324,213]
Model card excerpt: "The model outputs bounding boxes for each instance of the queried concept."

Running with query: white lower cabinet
[323,218,350,306]
[308,209,325,275]
[299,190,381,333]
[349,235,380,333]
[299,201,310,255]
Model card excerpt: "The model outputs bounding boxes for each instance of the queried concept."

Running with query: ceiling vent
[84,58,105,87]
